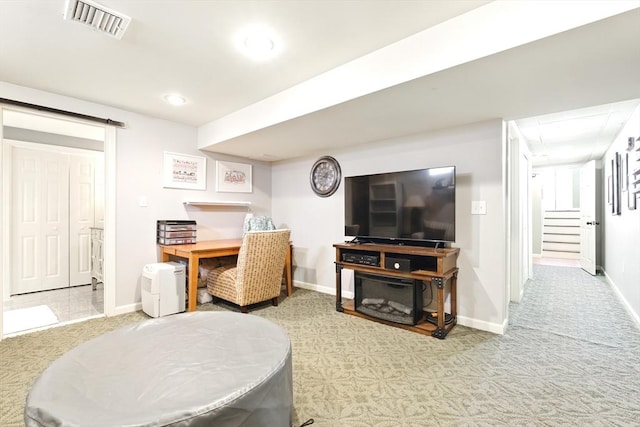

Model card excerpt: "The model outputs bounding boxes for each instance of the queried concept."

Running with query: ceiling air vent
[63,0,131,40]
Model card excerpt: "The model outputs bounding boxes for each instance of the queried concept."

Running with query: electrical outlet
[471,201,487,215]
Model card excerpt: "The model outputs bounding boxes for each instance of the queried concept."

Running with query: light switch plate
[471,200,487,215]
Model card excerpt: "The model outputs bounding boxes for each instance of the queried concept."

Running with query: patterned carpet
[1,265,639,426]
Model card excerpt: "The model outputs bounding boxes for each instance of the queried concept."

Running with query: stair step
[542,250,580,259]
[544,234,580,243]
[543,242,580,252]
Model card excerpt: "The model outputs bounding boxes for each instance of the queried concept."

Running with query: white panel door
[12,147,70,294]
[69,154,96,286]
[521,151,532,283]
[579,161,597,275]
[94,152,105,228]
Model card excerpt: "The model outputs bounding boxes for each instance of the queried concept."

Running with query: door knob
[586,221,600,225]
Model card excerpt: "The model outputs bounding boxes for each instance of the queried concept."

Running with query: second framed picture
[216,161,252,193]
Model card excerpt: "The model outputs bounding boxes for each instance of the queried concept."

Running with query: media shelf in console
[341,250,380,267]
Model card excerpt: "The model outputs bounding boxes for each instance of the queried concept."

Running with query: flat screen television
[344,166,455,246]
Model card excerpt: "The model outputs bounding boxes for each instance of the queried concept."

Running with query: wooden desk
[160,239,293,312]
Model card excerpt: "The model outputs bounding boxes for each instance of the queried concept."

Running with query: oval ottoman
[25,311,292,427]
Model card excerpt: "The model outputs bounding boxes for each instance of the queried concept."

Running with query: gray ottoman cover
[25,312,292,427]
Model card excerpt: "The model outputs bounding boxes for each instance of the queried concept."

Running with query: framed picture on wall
[621,152,629,192]
[612,153,621,215]
[629,139,639,210]
[216,161,252,193]
[162,152,207,190]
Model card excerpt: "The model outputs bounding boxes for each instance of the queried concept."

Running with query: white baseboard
[295,281,504,334]
[457,315,506,335]
[294,281,353,299]
[112,302,142,316]
[105,280,515,337]
[602,270,640,330]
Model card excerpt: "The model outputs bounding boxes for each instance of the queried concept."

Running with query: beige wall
[602,104,640,326]
[0,81,271,311]
[272,119,509,333]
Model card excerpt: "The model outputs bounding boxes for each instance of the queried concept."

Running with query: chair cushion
[206,265,238,303]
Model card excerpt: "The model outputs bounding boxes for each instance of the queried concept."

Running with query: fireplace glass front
[354,272,422,325]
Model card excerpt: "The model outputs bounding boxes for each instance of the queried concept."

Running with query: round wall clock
[310,156,341,197]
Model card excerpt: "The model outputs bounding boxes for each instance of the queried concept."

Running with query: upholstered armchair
[206,229,291,313]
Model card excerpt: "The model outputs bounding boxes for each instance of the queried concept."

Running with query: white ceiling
[516,100,640,167]
[1,1,639,167]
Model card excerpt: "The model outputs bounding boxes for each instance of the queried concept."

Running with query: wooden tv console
[334,242,459,339]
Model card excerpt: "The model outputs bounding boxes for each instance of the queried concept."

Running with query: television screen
[344,166,455,244]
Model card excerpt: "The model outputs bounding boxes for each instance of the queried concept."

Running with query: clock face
[310,156,341,197]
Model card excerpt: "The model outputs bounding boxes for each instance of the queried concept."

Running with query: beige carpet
[2,266,639,426]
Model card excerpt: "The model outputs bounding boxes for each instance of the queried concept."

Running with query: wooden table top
[159,239,243,254]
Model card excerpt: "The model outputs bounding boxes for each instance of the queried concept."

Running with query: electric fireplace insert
[354,272,423,325]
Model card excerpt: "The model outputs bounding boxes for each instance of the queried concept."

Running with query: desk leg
[188,256,199,312]
[285,244,293,296]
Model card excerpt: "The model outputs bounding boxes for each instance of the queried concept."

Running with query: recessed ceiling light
[164,94,186,106]
[235,25,280,60]
[244,34,274,54]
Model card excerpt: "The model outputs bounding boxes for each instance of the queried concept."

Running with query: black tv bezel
[344,166,456,248]
[348,235,452,249]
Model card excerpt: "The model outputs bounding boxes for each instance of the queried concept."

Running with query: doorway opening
[1,108,111,337]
